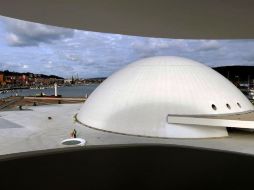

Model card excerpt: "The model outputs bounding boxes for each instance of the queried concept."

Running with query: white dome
[77,56,254,138]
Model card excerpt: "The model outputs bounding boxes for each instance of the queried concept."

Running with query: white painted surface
[54,83,58,96]
[78,56,253,138]
[167,115,254,129]
[61,138,86,146]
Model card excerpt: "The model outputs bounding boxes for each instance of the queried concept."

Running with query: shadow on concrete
[0,144,253,189]
[0,118,23,129]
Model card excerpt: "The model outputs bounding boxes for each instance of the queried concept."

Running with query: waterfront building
[0,72,4,85]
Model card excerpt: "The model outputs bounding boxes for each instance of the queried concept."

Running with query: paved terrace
[1,103,254,156]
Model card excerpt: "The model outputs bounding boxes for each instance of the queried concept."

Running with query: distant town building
[0,72,4,85]
[0,70,64,88]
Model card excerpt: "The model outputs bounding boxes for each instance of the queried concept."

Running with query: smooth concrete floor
[1,103,254,156]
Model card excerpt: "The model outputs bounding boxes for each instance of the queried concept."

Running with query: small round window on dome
[226,103,231,109]
[211,104,217,110]
[237,102,241,108]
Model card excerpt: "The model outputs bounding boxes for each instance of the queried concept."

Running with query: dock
[0,96,86,111]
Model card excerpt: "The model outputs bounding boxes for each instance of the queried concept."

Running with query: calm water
[0,84,99,99]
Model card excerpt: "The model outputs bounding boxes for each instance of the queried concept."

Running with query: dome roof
[77,56,254,138]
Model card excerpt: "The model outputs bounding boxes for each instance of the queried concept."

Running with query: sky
[0,15,254,78]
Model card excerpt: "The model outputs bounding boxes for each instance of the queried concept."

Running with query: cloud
[131,38,170,52]
[65,54,80,62]
[1,16,74,46]
[1,16,254,78]
[22,64,29,69]
[0,62,28,72]
[241,53,254,62]
[197,40,221,51]
[44,60,54,69]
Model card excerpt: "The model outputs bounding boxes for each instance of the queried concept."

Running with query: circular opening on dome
[61,138,86,146]
[237,102,241,108]
[211,104,217,110]
[226,103,231,110]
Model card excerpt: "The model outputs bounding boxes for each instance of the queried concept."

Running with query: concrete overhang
[167,111,254,129]
[0,0,253,39]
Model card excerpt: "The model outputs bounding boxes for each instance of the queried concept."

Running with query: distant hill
[213,66,254,82]
[0,70,63,79]
[85,67,253,84]
[85,77,107,83]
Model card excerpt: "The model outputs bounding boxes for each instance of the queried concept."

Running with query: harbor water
[0,84,99,99]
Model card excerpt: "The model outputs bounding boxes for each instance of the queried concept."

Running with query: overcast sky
[0,15,254,78]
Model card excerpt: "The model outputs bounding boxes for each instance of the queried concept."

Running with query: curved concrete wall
[0,144,254,189]
[0,0,254,39]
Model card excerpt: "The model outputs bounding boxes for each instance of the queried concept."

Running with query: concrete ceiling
[0,0,253,39]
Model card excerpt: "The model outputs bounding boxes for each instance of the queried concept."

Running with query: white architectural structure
[54,83,58,97]
[77,56,254,138]
[61,138,86,146]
